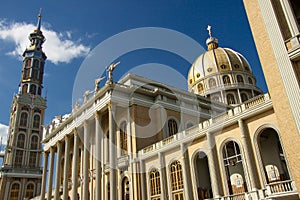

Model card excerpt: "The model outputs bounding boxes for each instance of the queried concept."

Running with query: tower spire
[206,25,218,50]
[36,8,42,31]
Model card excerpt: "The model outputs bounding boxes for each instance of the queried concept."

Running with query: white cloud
[0,19,90,64]
[0,123,8,147]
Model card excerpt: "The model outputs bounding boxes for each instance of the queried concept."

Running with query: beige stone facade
[243,0,300,198]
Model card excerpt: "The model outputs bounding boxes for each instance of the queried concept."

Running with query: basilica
[1,0,300,200]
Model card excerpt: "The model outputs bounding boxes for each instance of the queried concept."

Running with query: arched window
[39,63,44,80]
[31,135,39,149]
[29,84,37,95]
[227,94,236,104]
[223,141,247,195]
[258,128,290,184]
[22,84,28,94]
[20,112,28,126]
[150,169,161,198]
[26,183,35,199]
[10,183,20,200]
[17,134,25,148]
[248,77,253,84]
[15,134,25,166]
[197,83,204,92]
[120,121,127,155]
[208,78,216,88]
[241,93,248,102]
[237,75,244,84]
[223,75,231,85]
[194,152,213,199]
[25,59,32,67]
[122,177,130,200]
[170,160,184,199]
[33,115,40,129]
[168,119,178,136]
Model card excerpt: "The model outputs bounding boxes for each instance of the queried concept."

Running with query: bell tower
[0,9,47,200]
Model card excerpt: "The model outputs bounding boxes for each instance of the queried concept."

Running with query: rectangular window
[290,0,300,28]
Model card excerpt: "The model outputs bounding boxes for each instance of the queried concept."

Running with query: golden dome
[188,25,262,105]
[188,47,252,87]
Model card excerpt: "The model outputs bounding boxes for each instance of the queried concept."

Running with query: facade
[243,0,300,198]
[0,11,47,199]
[38,27,299,200]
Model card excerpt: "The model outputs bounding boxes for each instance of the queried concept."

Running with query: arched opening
[29,84,37,95]
[198,83,204,92]
[248,77,253,85]
[258,128,290,183]
[122,177,130,200]
[223,141,247,195]
[168,119,178,136]
[170,160,184,199]
[236,75,244,84]
[10,183,20,200]
[15,134,25,166]
[22,84,28,94]
[241,93,248,102]
[208,78,216,88]
[20,112,28,126]
[150,169,161,199]
[223,75,231,85]
[33,115,40,128]
[25,183,35,199]
[194,152,213,199]
[226,94,236,104]
[120,121,127,155]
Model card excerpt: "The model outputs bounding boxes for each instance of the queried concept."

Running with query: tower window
[23,68,30,79]
[20,112,28,127]
[237,75,244,84]
[31,135,39,149]
[22,84,28,94]
[25,59,32,67]
[223,75,231,85]
[15,150,23,166]
[25,183,35,199]
[29,84,37,95]
[10,183,20,200]
[29,152,37,167]
[168,119,178,136]
[33,115,40,129]
[150,169,161,197]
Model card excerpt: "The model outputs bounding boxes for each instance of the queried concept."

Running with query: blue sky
[0,0,267,144]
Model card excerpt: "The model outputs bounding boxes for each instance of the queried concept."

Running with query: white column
[206,132,222,198]
[180,143,193,200]
[140,160,147,200]
[108,103,117,200]
[63,136,71,200]
[3,181,10,200]
[83,120,90,200]
[54,142,62,200]
[72,130,79,200]
[40,151,49,200]
[158,152,167,199]
[47,147,55,200]
[238,119,259,191]
[95,112,102,200]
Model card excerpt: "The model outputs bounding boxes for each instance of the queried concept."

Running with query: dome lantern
[206,25,218,50]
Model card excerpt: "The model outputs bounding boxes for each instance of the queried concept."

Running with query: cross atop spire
[207,25,212,38]
[36,8,42,31]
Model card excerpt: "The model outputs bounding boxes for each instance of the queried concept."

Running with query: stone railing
[266,180,297,195]
[140,93,271,155]
[222,193,248,200]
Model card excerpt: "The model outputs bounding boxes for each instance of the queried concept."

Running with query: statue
[84,90,92,102]
[94,76,106,92]
[106,61,120,85]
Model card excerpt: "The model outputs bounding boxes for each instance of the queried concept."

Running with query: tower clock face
[26,52,34,57]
